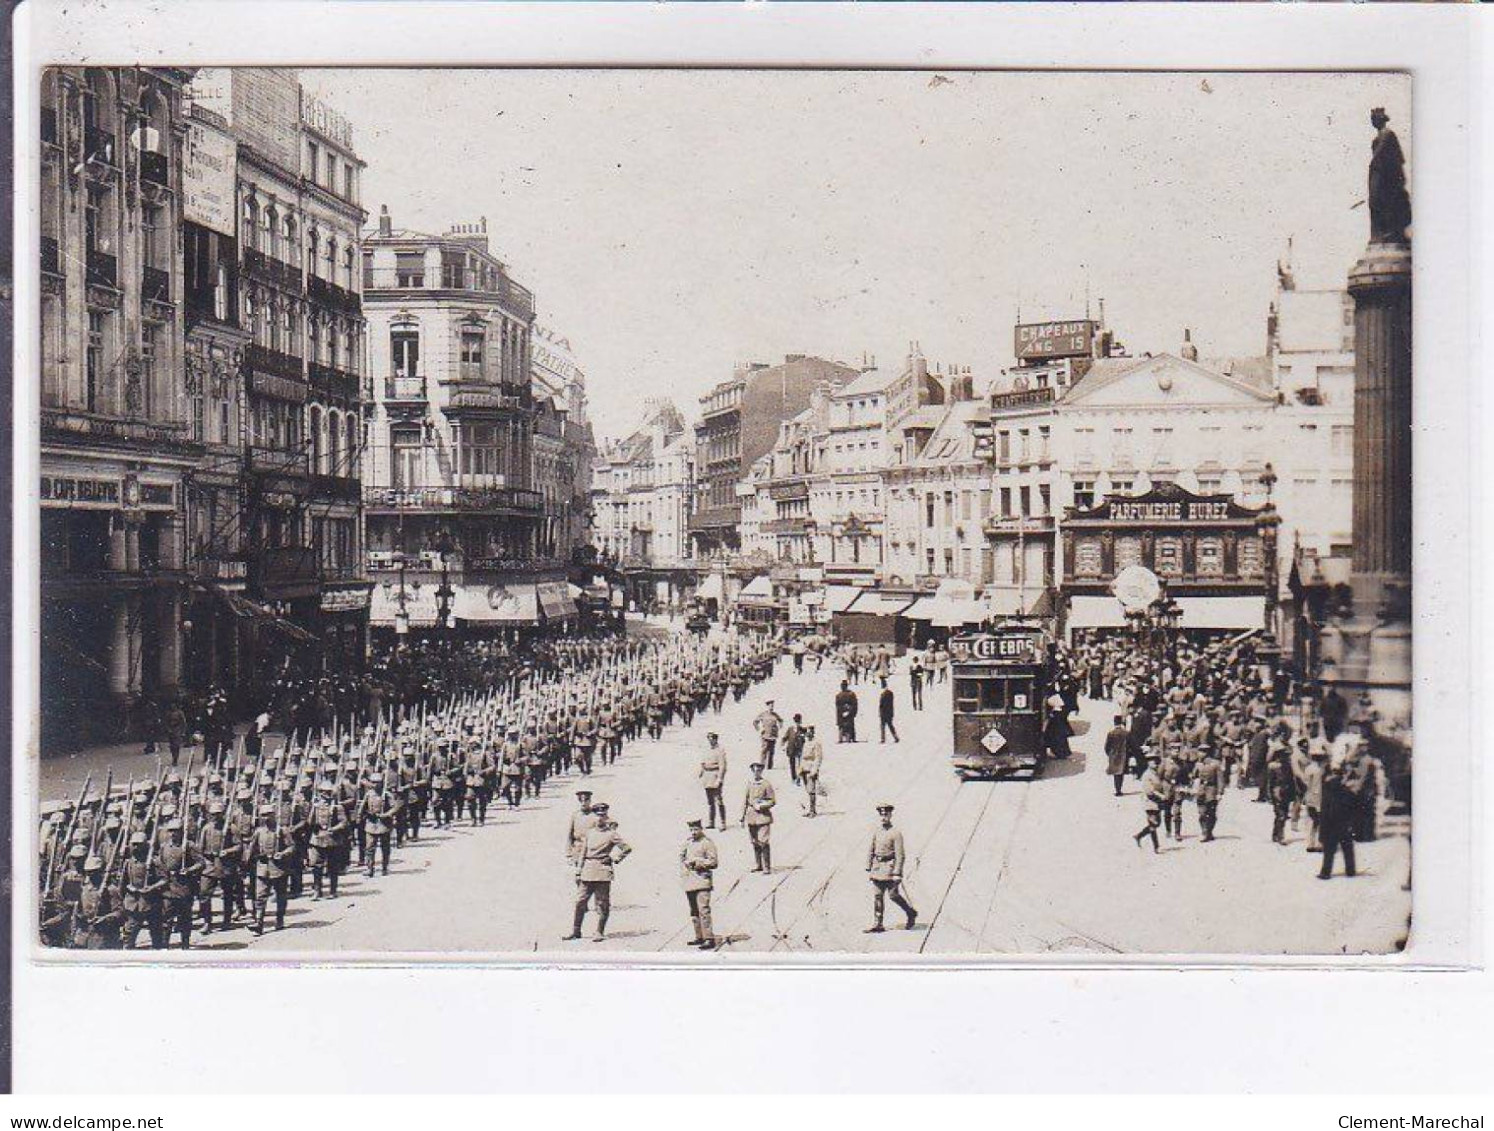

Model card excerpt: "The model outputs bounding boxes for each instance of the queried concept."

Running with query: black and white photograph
[26,62,1421,962]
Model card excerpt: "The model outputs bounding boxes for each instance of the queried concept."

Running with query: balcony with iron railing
[445,384,527,414]
[310,473,362,503]
[245,342,306,384]
[41,407,198,454]
[247,545,320,596]
[361,484,544,514]
[241,246,303,293]
[248,445,310,477]
[363,265,535,318]
[383,374,428,403]
[194,556,249,583]
[308,360,361,403]
[306,272,361,314]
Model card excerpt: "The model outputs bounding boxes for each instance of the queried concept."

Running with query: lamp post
[434,530,456,630]
[1257,461,1281,638]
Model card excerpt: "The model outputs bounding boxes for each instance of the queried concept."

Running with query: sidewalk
[36,726,252,805]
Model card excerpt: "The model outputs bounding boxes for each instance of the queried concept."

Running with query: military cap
[164,818,183,832]
[749,761,764,770]
[576,790,593,799]
[318,782,336,793]
[68,843,88,859]
[258,804,276,816]
[84,855,104,872]
[129,831,149,846]
[207,800,226,815]
[591,801,610,813]
[686,818,703,829]
[369,772,384,784]
[876,803,894,814]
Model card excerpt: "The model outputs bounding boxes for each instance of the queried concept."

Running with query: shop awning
[455,582,540,624]
[736,575,775,605]
[1066,595,1129,629]
[843,590,917,617]
[906,595,986,627]
[1176,596,1265,631]
[212,586,318,642]
[823,585,861,613]
[903,595,938,621]
[697,573,725,601]
[537,582,578,620]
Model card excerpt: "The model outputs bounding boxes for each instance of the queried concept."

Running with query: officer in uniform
[1134,755,1166,853]
[680,818,719,950]
[699,733,728,830]
[565,802,631,942]
[1193,745,1225,842]
[799,725,823,818]
[865,804,917,932]
[740,762,776,874]
[566,790,598,861]
[753,701,782,770]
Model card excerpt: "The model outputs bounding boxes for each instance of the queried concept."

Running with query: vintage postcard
[30,66,1416,961]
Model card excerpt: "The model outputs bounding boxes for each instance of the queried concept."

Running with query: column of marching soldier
[38,630,783,951]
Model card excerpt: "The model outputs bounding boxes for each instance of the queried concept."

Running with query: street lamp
[384,553,421,637]
[434,530,456,629]
[1257,461,1282,638]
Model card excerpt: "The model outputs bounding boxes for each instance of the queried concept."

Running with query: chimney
[378,204,392,237]
[1181,328,1199,362]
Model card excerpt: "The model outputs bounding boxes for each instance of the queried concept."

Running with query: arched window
[243,197,259,252]
[391,320,419,380]
[305,226,319,278]
[284,305,298,356]
[308,405,324,474]
[267,296,281,351]
[343,246,355,290]
[283,214,297,266]
[308,315,321,364]
[327,319,340,369]
[264,205,279,259]
[345,414,360,477]
[325,235,337,280]
[344,325,357,374]
[326,408,342,476]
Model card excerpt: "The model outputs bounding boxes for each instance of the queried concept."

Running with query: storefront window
[1155,536,1184,577]
[1116,536,1143,571]
[1197,536,1224,577]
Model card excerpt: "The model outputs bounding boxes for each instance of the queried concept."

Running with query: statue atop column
[1368,107,1411,246]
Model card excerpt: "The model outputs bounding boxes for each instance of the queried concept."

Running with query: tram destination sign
[950,631,1042,663]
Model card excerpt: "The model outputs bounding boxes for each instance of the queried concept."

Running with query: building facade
[531,326,594,559]
[689,354,860,559]
[815,365,894,583]
[39,66,199,748]
[362,208,560,634]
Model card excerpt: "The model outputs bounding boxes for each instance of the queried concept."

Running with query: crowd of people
[1069,634,1403,879]
[37,629,782,950]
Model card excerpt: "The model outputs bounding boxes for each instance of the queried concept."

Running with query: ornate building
[39,66,199,749]
[362,209,571,634]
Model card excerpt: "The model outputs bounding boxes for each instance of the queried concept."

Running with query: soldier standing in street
[359,772,396,877]
[565,802,631,942]
[754,700,782,770]
[680,818,719,950]
[740,761,776,874]
[1134,756,1165,853]
[566,790,598,861]
[865,804,917,932]
[699,733,728,830]
[799,725,823,818]
[782,713,804,785]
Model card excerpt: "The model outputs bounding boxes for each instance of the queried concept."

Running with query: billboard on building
[183,118,237,235]
[1014,320,1096,362]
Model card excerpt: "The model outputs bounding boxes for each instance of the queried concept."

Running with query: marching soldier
[680,818,719,950]
[699,733,728,830]
[358,772,396,877]
[565,802,631,942]
[158,818,205,949]
[1193,745,1225,842]
[865,804,917,932]
[309,783,348,899]
[120,831,165,949]
[197,799,235,932]
[741,762,776,874]
[72,855,123,950]
[249,805,294,935]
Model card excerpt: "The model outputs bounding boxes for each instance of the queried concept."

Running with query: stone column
[107,597,132,699]
[1319,239,1413,734]
[157,590,182,693]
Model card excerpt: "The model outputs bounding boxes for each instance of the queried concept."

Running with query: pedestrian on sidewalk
[1317,765,1357,880]
[783,714,805,784]
[878,679,900,744]
[835,681,859,743]
[1105,714,1130,796]
[865,804,917,932]
[909,659,925,711]
[1267,746,1295,844]
[680,819,719,950]
[799,726,823,818]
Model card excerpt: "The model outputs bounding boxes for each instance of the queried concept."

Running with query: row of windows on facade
[383,424,530,484]
[374,250,507,293]
[1069,424,1353,463]
[303,138,359,205]
[881,544,1049,589]
[244,290,361,369]
[242,196,358,290]
[388,323,528,385]
[1069,535,1266,580]
[245,399,363,476]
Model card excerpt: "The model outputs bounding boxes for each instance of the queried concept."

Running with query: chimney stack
[378,204,392,237]
[1181,328,1198,362]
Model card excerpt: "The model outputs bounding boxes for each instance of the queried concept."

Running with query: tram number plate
[981,727,1007,754]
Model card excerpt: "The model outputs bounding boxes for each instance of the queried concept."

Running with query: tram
[948,626,1053,779]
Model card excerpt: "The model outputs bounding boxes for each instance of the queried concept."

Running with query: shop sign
[41,473,174,511]
[1014,320,1095,361]
[1110,498,1232,522]
[183,119,236,235]
[321,586,371,613]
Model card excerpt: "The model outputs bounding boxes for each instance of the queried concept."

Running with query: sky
[301,68,1411,442]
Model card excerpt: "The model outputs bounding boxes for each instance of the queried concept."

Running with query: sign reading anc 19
[1014,320,1096,362]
